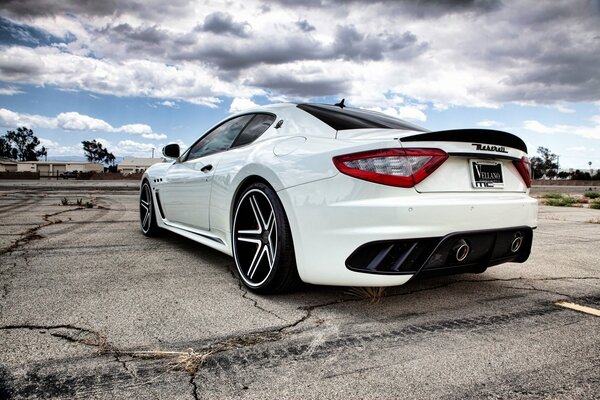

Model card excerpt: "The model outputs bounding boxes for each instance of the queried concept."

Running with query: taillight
[332,148,448,188]
[513,156,532,188]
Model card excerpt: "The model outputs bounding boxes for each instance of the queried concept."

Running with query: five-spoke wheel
[233,183,298,293]
[140,180,159,236]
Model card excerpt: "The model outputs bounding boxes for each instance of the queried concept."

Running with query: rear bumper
[278,174,537,287]
[346,226,533,276]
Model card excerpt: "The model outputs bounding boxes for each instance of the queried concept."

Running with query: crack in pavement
[0,206,84,256]
[227,267,287,322]
[0,324,113,351]
[2,285,599,397]
[499,283,572,297]
[189,375,199,400]
[387,276,600,300]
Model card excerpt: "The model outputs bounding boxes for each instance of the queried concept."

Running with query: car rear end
[279,127,537,287]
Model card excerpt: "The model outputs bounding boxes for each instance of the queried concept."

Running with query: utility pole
[151,148,155,158]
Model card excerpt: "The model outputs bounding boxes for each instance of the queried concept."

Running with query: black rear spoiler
[400,129,527,153]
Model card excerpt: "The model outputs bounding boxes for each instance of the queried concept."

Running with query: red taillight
[332,148,448,188]
[513,156,532,188]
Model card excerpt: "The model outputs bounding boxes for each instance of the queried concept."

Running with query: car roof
[231,102,427,132]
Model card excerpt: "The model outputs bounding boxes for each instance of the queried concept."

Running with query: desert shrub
[543,192,563,199]
[544,195,576,207]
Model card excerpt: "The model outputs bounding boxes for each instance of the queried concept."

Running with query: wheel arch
[230,175,274,231]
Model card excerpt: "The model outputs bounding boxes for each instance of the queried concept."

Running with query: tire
[140,180,160,236]
[232,182,299,293]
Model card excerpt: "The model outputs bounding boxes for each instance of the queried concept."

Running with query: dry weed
[346,287,387,304]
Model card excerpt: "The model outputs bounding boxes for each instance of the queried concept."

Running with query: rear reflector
[512,156,532,188]
[333,148,448,187]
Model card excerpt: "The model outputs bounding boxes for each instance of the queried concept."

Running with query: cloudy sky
[0,0,599,168]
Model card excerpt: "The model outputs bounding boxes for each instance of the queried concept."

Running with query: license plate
[470,160,504,189]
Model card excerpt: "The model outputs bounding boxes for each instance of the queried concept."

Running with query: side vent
[155,192,165,219]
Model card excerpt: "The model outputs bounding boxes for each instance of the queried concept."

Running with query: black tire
[232,182,299,293]
[140,180,160,236]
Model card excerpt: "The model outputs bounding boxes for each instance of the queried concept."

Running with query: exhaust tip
[454,239,470,262]
[511,232,523,253]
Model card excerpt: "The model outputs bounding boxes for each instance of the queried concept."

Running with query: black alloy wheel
[140,180,159,236]
[232,182,299,293]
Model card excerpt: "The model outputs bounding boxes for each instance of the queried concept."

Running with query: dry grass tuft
[346,287,387,304]
[122,332,282,375]
[586,217,600,224]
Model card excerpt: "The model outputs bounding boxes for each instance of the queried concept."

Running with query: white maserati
[140,102,537,293]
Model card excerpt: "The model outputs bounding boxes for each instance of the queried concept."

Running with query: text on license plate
[470,160,504,189]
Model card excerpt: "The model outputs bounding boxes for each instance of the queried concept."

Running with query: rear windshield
[297,104,427,132]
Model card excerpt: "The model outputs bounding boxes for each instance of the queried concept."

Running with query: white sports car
[140,102,537,293]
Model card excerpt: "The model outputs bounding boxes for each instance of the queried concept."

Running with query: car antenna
[334,98,345,109]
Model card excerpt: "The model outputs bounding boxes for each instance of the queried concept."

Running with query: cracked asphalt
[0,182,599,399]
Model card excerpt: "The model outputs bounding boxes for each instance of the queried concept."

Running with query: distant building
[118,158,166,174]
[16,161,104,176]
[0,158,18,172]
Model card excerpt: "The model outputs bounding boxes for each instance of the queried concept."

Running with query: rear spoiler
[400,129,527,153]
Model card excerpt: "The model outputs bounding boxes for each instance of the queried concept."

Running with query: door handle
[200,164,213,173]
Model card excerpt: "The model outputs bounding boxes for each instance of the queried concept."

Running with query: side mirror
[162,143,180,158]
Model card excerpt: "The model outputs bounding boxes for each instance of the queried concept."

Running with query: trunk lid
[399,129,529,193]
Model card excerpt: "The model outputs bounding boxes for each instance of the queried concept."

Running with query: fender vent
[155,192,165,219]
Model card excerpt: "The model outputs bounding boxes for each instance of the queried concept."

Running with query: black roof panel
[297,103,427,132]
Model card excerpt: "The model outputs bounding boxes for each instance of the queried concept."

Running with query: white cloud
[159,100,177,108]
[0,108,55,129]
[477,120,503,128]
[56,112,113,131]
[2,1,599,109]
[523,117,600,140]
[554,105,575,114]
[0,108,166,139]
[117,139,156,153]
[398,106,427,122]
[38,137,82,156]
[229,97,259,113]
[0,45,261,107]
[0,86,24,96]
[115,123,167,139]
[367,105,427,122]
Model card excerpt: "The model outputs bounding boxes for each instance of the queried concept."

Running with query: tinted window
[297,104,427,132]
[186,115,253,160]
[232,114,276,148]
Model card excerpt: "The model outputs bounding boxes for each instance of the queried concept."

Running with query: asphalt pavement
[0,181,598,399]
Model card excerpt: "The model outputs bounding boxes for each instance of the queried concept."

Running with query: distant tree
[0,137,16,159]
[557,171,571,179]
[2,127,41,161]
[82,140,116,165]
[530,146,558,179]
[571,170,592,180]
[38,146,48,161]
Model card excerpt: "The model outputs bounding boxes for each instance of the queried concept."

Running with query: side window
[186,115,253,161]
[232,114,276,148]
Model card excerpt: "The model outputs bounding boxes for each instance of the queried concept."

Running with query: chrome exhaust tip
[454,239,470,262]
[511,232,523,253]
